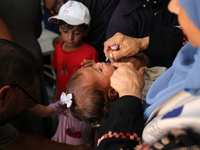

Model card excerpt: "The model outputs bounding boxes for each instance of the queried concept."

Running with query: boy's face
[80,62,115,90]
[59,24,89,49]
[168,0,200,47]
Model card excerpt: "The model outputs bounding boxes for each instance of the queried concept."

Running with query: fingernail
[110,53,113,58]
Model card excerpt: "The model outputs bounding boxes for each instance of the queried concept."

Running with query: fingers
[103,32,123,58]
[110,62,144,98]
[110,49,123,60]
[81,59,96,68]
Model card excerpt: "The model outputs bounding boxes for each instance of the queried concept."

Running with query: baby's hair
[63,69,113,125]
[59,20,88,31]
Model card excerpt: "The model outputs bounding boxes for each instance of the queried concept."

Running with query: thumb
[138,66,147,76]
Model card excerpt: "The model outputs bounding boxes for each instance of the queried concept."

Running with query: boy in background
[49,1,99,103]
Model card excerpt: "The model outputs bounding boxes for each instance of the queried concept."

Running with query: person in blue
[97,0,200,149]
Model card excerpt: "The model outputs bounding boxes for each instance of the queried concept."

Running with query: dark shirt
[146,27,186,67]
[106,0,178,39]
[106,0,181,67]
[97,96,143,150]
[97,96,200,150]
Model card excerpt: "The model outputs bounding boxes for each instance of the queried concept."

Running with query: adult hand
[104,32,149,60]
[110,62,147,99]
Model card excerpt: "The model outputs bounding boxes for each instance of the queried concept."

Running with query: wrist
[119,90,142,99]
[139,36,149,51]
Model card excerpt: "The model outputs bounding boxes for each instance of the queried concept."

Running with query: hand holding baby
[110,62,147,99]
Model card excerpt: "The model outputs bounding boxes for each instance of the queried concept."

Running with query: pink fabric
[49,101,93,147]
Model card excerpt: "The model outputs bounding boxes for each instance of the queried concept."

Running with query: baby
[62,62,166,126]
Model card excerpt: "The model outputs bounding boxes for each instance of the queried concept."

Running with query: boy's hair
[0,39,40,88]
[62,69,114,125]
[59,20,89,31]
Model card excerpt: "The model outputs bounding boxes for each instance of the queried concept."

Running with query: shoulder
[0,123,18,145]
[55,42,64,49]
[115,0,140,15]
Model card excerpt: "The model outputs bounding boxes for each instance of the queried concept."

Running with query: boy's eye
[63,30,68,33]
[99,68,103,72]
[74,32,81,35]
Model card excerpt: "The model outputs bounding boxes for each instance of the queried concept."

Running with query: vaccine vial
[109,45,119,52]
[105,45,119,63]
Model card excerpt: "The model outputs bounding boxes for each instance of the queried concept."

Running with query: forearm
[138,36,149,52]
[53,80,59,103]
[0,18,14,41]
[97,96,144,150]
[28,104,54,117]
[44,0,56,10]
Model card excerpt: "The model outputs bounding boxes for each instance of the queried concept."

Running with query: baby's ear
[108,87,118,100]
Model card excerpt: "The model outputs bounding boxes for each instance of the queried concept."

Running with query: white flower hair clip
[60,92,73,108]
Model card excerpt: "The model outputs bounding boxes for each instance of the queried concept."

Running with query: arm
[104,27,185,68]
[0,131,93,150]
[53,79,59,103]
[44,0,56,11]
[97,62,145,149]
[0,18,14,41]
[97,96,144,150]
[44,0,57,16]
[28,104,55,117]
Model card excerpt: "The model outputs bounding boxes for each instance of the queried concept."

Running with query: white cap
[48,1,90,25]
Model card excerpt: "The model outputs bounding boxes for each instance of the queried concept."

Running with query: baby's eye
[99,68,103,72]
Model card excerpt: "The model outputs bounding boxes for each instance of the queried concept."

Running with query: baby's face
[81,62,115,90]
